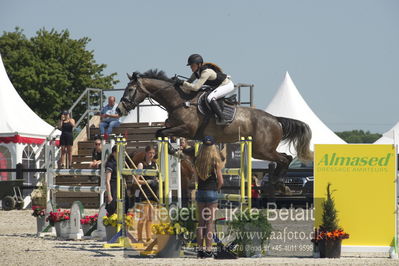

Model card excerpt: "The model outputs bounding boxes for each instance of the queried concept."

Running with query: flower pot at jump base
[36,216,48,236]
[105,226,117,242]
[156,234,182,258]
[82,224,94,236]
[54,221,69,238]
[318,239,342,258]
[243,224,264,257]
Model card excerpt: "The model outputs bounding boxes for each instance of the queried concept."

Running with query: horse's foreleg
[155,128,167,138]
[156,125,191,139]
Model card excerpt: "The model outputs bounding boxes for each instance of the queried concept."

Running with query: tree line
[335,130,382,143]
[0,28,118,126]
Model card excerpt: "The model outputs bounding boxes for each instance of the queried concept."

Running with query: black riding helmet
[187,54,203,66]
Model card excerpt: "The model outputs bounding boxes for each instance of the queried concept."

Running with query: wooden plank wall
[56,122,164,208]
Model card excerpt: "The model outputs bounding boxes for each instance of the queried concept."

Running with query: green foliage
[335,130,382,143]
[169,207,197,241]
[321,183,339,232]
[229,208,272,256]
[0,27,119,125]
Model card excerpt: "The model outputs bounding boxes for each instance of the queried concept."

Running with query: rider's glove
[174,78,184,87]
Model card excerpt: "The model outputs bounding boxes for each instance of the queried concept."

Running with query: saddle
[197,90,238,125]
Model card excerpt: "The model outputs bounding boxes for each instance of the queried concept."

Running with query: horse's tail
[276,117,313,161]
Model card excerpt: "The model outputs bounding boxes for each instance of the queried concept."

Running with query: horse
[117,70,313,192]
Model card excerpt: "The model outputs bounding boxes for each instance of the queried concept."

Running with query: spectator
[260,162,276,207]
[135,145,158,243]
[90,138,102,168]
[105,145,128,215]
[100,96,120,139]
[251,175,261,208]
[180,137,188,150]
[194,136,223,258]
[58,110,75,169]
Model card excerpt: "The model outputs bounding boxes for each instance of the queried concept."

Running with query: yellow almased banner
[314,144,396,251]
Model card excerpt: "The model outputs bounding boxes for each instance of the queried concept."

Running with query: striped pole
[240,137,245,206]
[157,137,164,205]
[49,185,101,193]
[219,193,241,202]
[247,137,253,209]
[50,169,100,176]
[115,137,125,237]
[121,169,159,176]
[222,168,240,175]
[194,142,201,190]
[163,137,169,207]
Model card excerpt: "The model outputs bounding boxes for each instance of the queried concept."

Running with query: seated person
[89,138,102,168]
[100,96,120,138]
[180,137,189,150]
[169,137,195,159]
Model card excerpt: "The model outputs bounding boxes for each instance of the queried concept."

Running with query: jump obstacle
[44,138,112,208]
[102,136,253,253]
[40,138,114,239]
[102,137,170,249]
[38,135,253,248]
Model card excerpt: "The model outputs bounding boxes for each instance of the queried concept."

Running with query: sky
[1,0,398,133]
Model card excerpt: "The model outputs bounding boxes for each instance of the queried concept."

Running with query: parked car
[284,158,313,199]
[259,158,313,207]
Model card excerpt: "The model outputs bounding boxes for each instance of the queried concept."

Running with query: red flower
[80,214,99,225]
[312,228,350,242]
[46,209,71,225]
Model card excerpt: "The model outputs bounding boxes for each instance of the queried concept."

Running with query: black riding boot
[209,99,227,125]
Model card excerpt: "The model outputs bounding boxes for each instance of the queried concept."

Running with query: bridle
[120,76,173,112]
[120,84,139,112]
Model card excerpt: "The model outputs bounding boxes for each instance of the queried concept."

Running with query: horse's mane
[132,69,197,100]
[140,69,172,82]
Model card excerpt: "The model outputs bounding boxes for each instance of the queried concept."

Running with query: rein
[122,76,200,114]
[136,78,170,99]
[136,77,198,114]
[148,97,167,112]
[121,77,172,112]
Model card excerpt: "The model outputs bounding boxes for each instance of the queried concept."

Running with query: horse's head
[116,69,195,116]
[117,72,149,116]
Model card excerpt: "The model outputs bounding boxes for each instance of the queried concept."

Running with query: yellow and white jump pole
[103,137,132,249]
[163,137,169,207]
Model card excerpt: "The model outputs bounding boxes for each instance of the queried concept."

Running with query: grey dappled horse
[117,70,313,192]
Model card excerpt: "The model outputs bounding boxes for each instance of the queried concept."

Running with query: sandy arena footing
[0,210,397,266]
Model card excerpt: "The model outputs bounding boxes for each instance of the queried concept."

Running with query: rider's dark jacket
[182,66,228,92]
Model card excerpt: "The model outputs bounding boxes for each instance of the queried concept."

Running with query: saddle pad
[222,103,236,123]
[197,92,237,124]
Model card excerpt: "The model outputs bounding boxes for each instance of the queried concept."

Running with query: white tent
[0,53,58,182]
[374,122,399,144]
[121,99,167,124]
[264,72,346,157]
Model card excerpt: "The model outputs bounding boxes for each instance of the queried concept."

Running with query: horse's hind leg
[274,153,293,180]
[253,149,293,194]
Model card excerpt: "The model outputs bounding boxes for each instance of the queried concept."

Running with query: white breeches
[207,79,235,102]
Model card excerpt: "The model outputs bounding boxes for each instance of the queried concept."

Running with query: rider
[174,54,235,125]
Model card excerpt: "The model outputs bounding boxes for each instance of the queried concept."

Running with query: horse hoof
[155,129,164,138]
